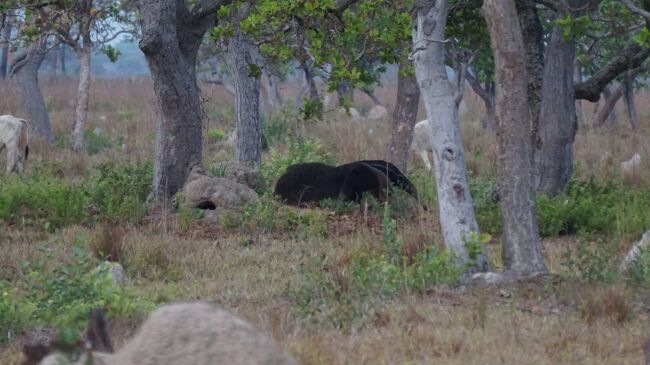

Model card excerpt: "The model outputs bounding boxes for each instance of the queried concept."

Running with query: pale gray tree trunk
[62,0,95,151]
[388,62,420,171]
[223,31,262,167]
[596,84,623,127]
[138,0,217,199]
[534,25,577,196]
[0,15,11,79]
[9,36,54,142]
[412,0,486,271]
[484,0,547,277]
[71,46,91,151]
[622,71,637,129]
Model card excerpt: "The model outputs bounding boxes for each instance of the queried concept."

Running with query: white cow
[0,114,30,174]
[621,153,642,175]
[410,119,433,171]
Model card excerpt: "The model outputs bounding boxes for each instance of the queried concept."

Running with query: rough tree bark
[412,0,487,270]
[515,0,545,143]
[534,25,577,196]
[388,62,420,171]
[138,0,223,199]
[222,31,262,167]
[9,36,54,142]
[71,42,91,151]
[483,0,547,277]
[0,15,11,79]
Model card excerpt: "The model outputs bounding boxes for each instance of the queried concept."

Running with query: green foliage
[382,203,401,264]
[626,247,650,288]
[1,245,151,345]
[463,231,491,269]
[261,137,336,186]
[84,129,113,155]
[207,128,227,142]
[0,166,91,229]
[99,45,122,63]
[91,161,152,223]
[291,240,461,327]
[562,239,619,284]
[261,108,305,149]
[555,14,591,40]
[0,162,152,229]
[176,207,203,232]
[470,177,650,239]
[221,194,328,239]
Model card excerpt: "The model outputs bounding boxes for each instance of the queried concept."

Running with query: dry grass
[1,78,650,364]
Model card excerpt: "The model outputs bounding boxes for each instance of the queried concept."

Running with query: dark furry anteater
[274,160,418,206]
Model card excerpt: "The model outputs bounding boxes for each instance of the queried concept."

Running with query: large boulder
[620,230,650,273]
[181,167,258,212]
[210,161,266,193]
[366,104,389,120]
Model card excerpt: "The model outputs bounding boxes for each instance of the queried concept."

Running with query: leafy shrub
[206,128,226,142]
[91,161,152,223]
[1,245,151,345]
[562,239,619,284]
[470,179,502,235]
[0,166,90,229]
[290,204,461,327]
[261,137,336,186]
[221,194,328,239]
[84,129,113,155]
[626,247,650,288]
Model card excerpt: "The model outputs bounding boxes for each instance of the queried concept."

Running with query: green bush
[626,247,650,288]
[0,166,90,229]
[1,245,151,345]
[91,161,152,223]
[261,137,336,187]
[221,194,328,239]
[290,204,461,327]
[206,128,226,142]
[562,239,619,284]
[84,129,113,155]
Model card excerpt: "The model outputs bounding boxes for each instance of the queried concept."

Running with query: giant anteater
[274,160,418,206]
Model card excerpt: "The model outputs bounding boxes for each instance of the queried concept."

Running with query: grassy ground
[0,78,649,364]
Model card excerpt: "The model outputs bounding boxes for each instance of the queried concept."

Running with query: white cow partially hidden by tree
[410,119,434,171]
[0,115,30,174]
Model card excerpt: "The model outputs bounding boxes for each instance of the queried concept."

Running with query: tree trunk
[483,0,547,277]
[60,44,67,76]
[9,36,54,142]
[534,25,577,196]
[465,70,495,130]
[515,0,545,144]
[623,71,637,129]
[261,70,283,111]
[575,63,583,126]
[388,62,420,171]
[336,79,353,106]
[412,0,486,271]
[71,46,91,151]
[138,0,213,199]
[596,85,623,127]
[0,15,11,79]
[223,31,262,167]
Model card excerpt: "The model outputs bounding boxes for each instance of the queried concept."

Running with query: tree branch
[193,0,234,19]
[574,40,650,102]
[621,0,650,22]
[464,69,494,106]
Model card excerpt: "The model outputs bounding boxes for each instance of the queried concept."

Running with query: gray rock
[95,261,128,287]
[211,161,266,193]
[182,167,258,211]
[620,229,650,273]
[366,105,389,120]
